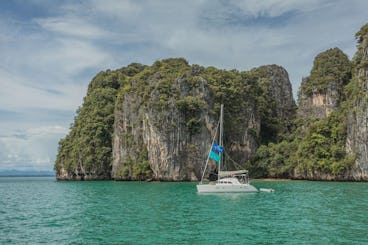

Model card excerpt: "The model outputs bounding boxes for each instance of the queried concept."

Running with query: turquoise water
[1,177,367,244]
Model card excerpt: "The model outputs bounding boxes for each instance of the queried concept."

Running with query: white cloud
[231,0,327,17]
[35,16,112,40]
[0,125,68,171]
[27,125,68,137]
[0,69,85,111]
[39,38,111,75]
[88,0,141,16]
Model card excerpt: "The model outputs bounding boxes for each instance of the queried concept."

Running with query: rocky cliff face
[54,64,146,180]
[253,65,296,141]
[298,82,339,120]
[112,78,215,181]
[54,58,296,181]
[111,59,296,181]
[297,48,351,120]
[294,40,368,181]
[346,24,368,180]
[254,65,296,120]
[280,48,355,181]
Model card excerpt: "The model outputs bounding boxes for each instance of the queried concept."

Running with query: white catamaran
[197,104,258,193]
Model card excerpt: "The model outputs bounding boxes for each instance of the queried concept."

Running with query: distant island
[55,23,368,182]
[0,170,55,177]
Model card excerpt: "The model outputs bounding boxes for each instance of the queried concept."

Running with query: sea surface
[1,177,367,244]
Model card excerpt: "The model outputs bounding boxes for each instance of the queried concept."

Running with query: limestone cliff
[298,48,351,120]
[55,23,368,181]
[111,59,296,181]
[54,59,296,181]
[346,24,368,180]
[289,48,354,180]
[54,64,146,180]
[251,47,356,180]
[295,26,368,181]
[252,65,296,141]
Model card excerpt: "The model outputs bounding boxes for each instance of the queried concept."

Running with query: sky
[0,0,367,172]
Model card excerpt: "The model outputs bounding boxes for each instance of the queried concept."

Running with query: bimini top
[218,170,248,178]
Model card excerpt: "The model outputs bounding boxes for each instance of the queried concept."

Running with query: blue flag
[212,143,224,153]
[209,150,221,163]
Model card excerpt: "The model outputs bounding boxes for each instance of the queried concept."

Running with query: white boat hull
[197,183,258,193]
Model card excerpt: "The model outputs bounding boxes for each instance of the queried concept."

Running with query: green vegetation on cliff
[299,48,351,97]
[349,23,368,105]
[112,58,295,179]
[54,64,145,179]
[251,47,356,179]
[55,57,295,180]
[251,111,355,179]
[55,22,368,181]
[294,111,355,176]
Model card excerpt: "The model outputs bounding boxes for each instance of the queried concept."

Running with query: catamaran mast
[199,120,220,183]
[218,104,224,182]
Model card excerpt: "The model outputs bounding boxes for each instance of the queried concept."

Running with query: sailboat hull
[196,183,258,193]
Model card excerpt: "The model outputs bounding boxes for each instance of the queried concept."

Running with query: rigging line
[200,120,220,183]
[222,138,246,169]
[224,151,244,170]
